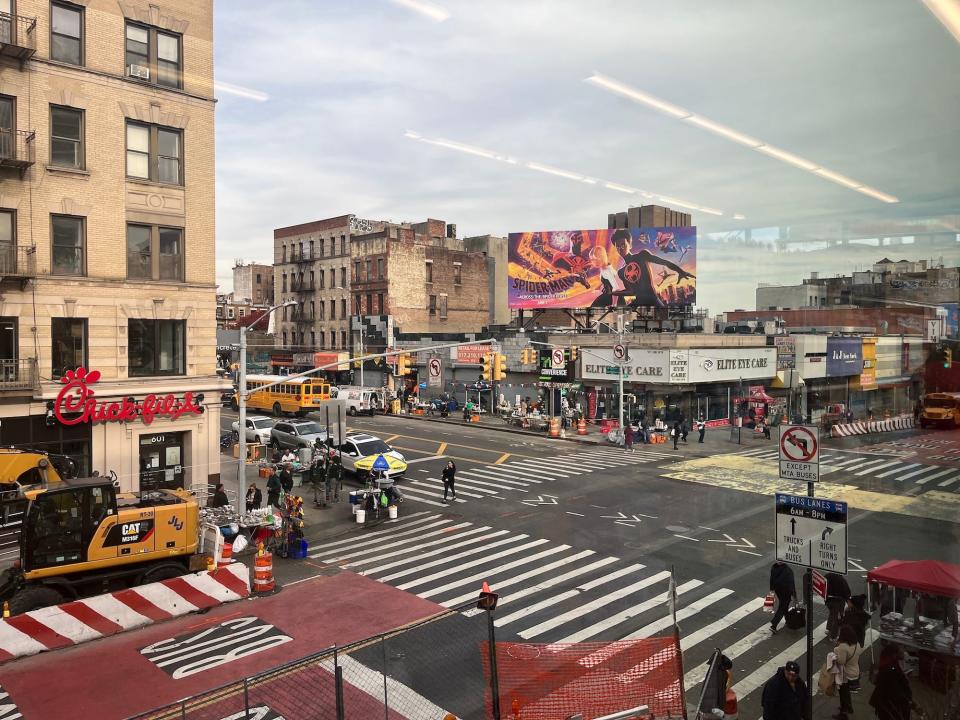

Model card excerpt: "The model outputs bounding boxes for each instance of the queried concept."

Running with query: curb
[0,563,250,663]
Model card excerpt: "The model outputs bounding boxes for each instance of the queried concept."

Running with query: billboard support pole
[617,310,625,434]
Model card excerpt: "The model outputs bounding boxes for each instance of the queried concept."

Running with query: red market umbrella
[867,559,960,598]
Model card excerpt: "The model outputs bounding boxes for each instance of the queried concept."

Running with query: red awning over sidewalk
[868,559,960,598]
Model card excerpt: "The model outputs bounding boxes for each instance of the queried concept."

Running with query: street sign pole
[805,478,814,720]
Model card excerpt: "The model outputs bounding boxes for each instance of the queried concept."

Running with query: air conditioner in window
[127,64,150,80]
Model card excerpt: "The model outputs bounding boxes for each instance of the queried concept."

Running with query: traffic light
[945,348,953,369]
[520,347,533,364]
[569,345,579,362]
[396,353,410,377]
[494,353,507,381]
[481,352,493,381]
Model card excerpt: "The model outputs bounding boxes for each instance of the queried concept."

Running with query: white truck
[332,386,384,416]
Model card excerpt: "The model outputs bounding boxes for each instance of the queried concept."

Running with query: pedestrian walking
[761,660,806,720]
[672,421,681,449]
[245,483,262,512]
[826,571,852,640]
[769,559,797,633]
[624,423,634,453]
[832,624,863,720]
[441,461,457,502]
[681,421,689,443]
[844,594,871,651]
[278,463,294,494]
[869,645,913,720]
[697,417,706,443]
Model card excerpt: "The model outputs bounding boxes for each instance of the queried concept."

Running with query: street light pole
[356,315,364,387]
[237,301,295,513]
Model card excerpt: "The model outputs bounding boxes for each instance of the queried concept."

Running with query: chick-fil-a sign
[54,367,203,426]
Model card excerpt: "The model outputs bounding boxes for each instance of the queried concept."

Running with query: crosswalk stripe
[517,569,672,639]
[459,468,536,485]
[322,521,473,563]
[410,478,485,498]
[396,538,553,591]
[938,475,959,488]
[682,621,773,690]
[417,476,496,495]
[623,588,735,641]
[377,533,534,583]
[898,465,941,481]
[729,621,828,700]
[402,486,467,505]
[502,460,578,476]
[359,528,507,574]
[494,557,644,627]
[419,544,572,600]
[876,462,920,478]
[834,458,884,472]
[470,465,544,481]
[558,579,703,643]
[679,597,765,652]
[547,458,621,470]
[308,515,444,555]
[854,460,901,476]
[453,473,530,492]
[914,468,956,485]
[441,549,598,608]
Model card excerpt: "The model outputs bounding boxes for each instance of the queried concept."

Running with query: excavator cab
[22,478,117,572]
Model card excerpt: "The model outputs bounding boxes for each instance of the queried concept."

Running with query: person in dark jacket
[211,483,230,508]
[624,423,634,453]
[826,571,852,640]
[672,420,681,450]
[845,594,871,648]
[278,463,294,494]
[266,470,282,508]
[441,461,457,502]
[245,483,262,512]
[770,560,797,633]
[761,660,806,720]
[870,645,912,720]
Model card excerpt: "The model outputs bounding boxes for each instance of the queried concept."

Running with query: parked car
[270,419,328,450]
[333,386,383,416]
[231,415,275,445]
[337,433,406,479]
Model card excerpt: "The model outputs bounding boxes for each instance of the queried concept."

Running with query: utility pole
[356,316,364,387]
[805,476,815,720]
[617,310,625,433]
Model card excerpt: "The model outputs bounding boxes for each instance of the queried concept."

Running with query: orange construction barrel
[548,417,560,438]
[253,545,275,594]
[577,418,587,435]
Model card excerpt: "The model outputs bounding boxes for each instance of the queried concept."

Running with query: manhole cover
[624,541,647,551]
[665,525,690,533]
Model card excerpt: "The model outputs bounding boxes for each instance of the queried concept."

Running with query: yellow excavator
[0,449,207,615]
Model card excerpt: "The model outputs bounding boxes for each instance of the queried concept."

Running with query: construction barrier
[253,547,276,594]
[217,541,233,568]
[577,418,587,435]
[548,417,560,438]
[830,415,914,438]
[0,563,250,664]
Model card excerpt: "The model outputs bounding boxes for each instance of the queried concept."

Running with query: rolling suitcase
[785,604,806,630]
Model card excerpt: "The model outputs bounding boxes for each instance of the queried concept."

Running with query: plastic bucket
[388,505,398,520]
[355,508,366,524]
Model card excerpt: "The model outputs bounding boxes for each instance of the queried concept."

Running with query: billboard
[826,337,863,377]
[508,227,697,309]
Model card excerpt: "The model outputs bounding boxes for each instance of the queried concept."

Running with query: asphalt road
[218,410,960,719]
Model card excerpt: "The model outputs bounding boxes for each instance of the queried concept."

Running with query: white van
[331,386,383,416]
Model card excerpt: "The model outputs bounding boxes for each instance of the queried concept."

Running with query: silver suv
[270,419,328,450]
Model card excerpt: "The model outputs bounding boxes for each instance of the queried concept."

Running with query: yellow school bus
[239,374,333,416]
[919,392,960,429]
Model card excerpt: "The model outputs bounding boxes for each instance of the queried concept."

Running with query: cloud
[213,0,960,309]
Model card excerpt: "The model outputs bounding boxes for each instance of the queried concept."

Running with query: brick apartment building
[232,260,273,305]
[273,215,507,365]
[0,0,224,491]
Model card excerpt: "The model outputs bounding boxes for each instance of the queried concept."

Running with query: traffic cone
[482,581,491,593]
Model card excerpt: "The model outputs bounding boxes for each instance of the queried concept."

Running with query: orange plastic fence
[483,636,685,720]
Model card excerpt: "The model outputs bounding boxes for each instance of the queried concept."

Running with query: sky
[213,0,960,312]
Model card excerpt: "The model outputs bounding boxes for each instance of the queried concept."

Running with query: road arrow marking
[601,512,628,520]
[521,495,559,507]
[731,538,756,549]
[708,534,737,544]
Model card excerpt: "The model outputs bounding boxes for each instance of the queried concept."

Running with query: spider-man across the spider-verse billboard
[507,227,697,309]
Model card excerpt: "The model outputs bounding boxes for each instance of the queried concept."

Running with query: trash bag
[232,534,249,553]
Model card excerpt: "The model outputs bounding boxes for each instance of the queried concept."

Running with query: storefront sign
[292,353,314,366]
[539,349,575,382]
[774,336,796,370]
[669,350,689,383]
[54,367,203,426]
[686,348,776,383]
[580,348,669,382]
[826,337,863,377]
[856,338,877,391]
[453,344,490,365]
